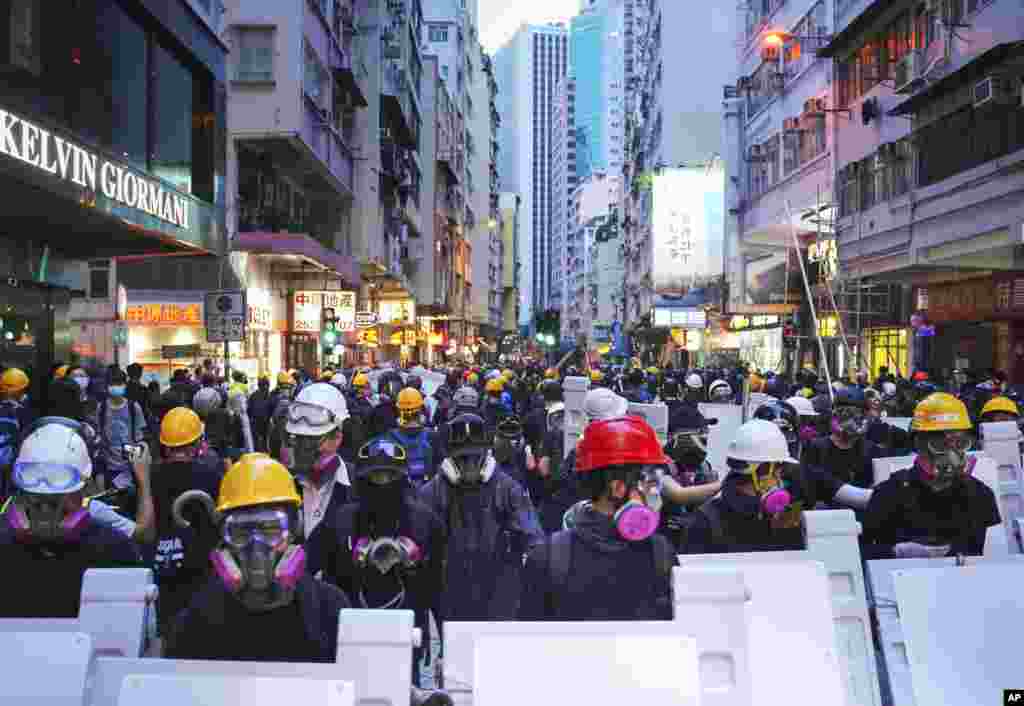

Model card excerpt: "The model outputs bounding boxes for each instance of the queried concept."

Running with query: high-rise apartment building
[494,23,569,326]
[550,76,577,324]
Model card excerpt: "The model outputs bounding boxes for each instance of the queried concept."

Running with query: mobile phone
[123,443,144,462]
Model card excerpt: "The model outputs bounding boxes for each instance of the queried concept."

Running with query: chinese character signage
[293,291,357,333]
[377,299,416,325]
[124,303,202,327]
[651,166,724,295]
[652,308,706,329]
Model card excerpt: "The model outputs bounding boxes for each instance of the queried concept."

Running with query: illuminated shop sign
[124,303,203,327]
[0,107,190,229]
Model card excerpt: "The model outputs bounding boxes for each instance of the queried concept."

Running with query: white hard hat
[192,387,222,418]
[286,382,349,436]
[727,419,798,465]
[583,387,629,422]
[331,373,348,389]
[708,379,733,401]
[882,381,897,397]
[13,420,93,494]
[685,373,703,390]
[785,396,818,417]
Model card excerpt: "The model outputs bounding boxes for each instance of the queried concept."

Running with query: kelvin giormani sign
[0,107,190,229]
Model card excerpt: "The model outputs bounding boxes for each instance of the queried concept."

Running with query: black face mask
[493,437,522,464]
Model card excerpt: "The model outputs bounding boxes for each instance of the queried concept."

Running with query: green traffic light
[324,330,337,345]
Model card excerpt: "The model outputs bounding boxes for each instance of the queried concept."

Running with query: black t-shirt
[0,521,140,618]
[863,469,1001,558]
[801,437,874,503]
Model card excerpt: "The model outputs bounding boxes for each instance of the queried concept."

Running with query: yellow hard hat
[216,453,301,514]
[54,365,69,380]
[320,369,335,381]
[485,378,504,393]
[912,392,972,432]
[0,368,29,395]
[590,370,604,382]
[646,366,659,375]
[749,374,765,393]
[502,369,515,380]
[160,407,204,447]
[229,382,248,398]
[799,387,814,399]
[277,371,294,386]
[397,387,425,413]
[981,396,1020,419]
[544,368,558,380]
[353,373,369,388]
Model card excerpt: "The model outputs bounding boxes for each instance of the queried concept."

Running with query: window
[441,65,448,77]
[152,43,194,194]
[867,328,907,381]
[9,0,40,75]
[429,24,448,42]
[235,27,274,82]
[303,40,329,107]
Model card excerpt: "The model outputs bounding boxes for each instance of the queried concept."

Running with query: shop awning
[888,41,1024,116]
[235,231,361,286]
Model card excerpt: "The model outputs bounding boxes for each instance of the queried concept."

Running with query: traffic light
[322,307,338,353]
[533,309,560,347]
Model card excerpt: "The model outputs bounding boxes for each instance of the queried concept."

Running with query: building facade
[499,192,522,335]
[565,174,621,342]
[0,0,228,399]
[494,23,569,326]
[550,76,578,324]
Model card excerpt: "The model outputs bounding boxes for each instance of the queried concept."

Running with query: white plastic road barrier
[894,563,1024,706]
[88,658,351,706]
[116,674,355,706]
[562,375,590,459]
[885,418,912,432]
[865,556,1024,706]
[677,558,846,706]
[336,609,419,706]
[745,393,774,419]
[980,421,1024,553]
[472,632,699,706]
[673,567,753,706]
[698,403,743,476]
[679,510,882,706]
[871,455,916,488]
[627,401,668,445]
[0,631,94,706]
[0,568,157,658]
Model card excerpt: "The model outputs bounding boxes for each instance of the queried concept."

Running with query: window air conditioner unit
[973,76,1017,108]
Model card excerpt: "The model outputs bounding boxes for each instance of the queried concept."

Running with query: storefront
[243,288,285,382]
[124,294,209,386]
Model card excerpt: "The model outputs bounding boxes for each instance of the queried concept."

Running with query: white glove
[832,484,872,510]
[893,542,951,559]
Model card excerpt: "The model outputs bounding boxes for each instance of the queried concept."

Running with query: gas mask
[611,468,663,542]
[440,451,495,486]
[290,433,336,480]
[798,423,818,443]
[492,436,523,464]
[832,407,868,443]
[352,536,423,574]
[726,461,794,518]
[5,493,90,544]
[915,432,974,493]
[211,507,305,612]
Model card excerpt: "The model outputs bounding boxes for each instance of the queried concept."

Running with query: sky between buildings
[478,0,578,53]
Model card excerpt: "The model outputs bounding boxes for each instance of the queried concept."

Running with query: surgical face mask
[108,385,126,398]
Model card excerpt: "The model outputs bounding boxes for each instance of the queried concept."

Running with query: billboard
[293,291,356,333]
[651,166,724,295]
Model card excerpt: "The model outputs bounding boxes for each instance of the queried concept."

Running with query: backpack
[546,529,674,615]
[0,401,21,470]
[268,396,291,445]
[388,428,432,481]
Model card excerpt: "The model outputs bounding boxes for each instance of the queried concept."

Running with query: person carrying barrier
[419,413,544,621]
[379,388,439,486]
[863,393,1000,559]
[686,419,809,554]
[164,453,350,661]
[520,416,677,620]
[305,438,444,685]
[151,407,225,637]
[0,418,141,617]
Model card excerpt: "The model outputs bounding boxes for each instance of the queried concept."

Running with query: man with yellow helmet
[374,388,438,485]
[863,393,1000,559]
[165,453,350,661]
[1,368,34,495]
[979,396,1020,424]
[482,376,510,430]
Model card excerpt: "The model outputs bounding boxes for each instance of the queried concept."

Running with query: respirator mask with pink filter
[210,507,305,612]
[611,467,665,542]
[726,459,795,518]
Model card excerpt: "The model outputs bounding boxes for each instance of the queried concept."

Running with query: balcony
[330,33,367,108]
[382,59,417,148]
[300,97,355,195]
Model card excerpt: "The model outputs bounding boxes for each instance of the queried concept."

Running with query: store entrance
[285,333,319,374]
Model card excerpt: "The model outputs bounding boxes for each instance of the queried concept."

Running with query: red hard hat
[912,371,929,382]
[576,416,671,473]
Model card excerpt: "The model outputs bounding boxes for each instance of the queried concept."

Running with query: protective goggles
[547,410,565,431]
[924,432,974,455]
[671,430,708,451]
[222,508,293,550]
[495,418,524,439]
[12,462,88,494]
[358,439,408,465]
[448,418,490,446]
[287,402,337,428]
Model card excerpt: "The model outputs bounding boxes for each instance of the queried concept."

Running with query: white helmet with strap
[286,383,349,436]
